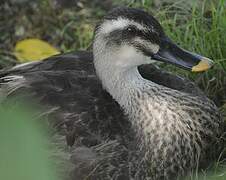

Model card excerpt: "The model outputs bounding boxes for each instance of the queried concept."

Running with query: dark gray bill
[152,37,213,72]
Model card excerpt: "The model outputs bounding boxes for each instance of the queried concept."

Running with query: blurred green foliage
[0,100,59,180]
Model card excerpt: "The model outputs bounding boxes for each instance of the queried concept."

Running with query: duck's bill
[152,38,213,72]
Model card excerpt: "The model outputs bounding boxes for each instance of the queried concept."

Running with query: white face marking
[113,45,151,68]
[94,18,160,68]
[100,18,148,34]
[95,18,160,60]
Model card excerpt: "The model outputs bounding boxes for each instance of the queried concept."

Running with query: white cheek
[114,45,151,68]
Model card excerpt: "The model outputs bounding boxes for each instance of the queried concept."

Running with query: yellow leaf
[15,39,60,62]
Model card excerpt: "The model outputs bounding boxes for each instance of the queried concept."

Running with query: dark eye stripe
[131,42,155,57]
[140,31,161,44]
[105,26,160,45]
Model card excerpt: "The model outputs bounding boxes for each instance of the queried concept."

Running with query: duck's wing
[0,51,94,75]
[138,64,206,97]
[0,51,133,144]
[0,51,137,179]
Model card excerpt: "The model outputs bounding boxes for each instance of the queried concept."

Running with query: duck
[0,7,225,180]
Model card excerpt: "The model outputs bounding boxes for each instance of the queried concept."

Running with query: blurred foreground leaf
[0,100,59,180]
[15,39,60,62]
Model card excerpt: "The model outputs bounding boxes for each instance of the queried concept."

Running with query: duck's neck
[95,59,162,127]
[97,64,151,110]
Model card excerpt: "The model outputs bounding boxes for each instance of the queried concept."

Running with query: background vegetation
[0,0,226,180]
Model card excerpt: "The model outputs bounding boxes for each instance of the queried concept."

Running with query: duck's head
[93,7,213,78]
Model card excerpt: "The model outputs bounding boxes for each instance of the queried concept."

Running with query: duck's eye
[125,26,137,34]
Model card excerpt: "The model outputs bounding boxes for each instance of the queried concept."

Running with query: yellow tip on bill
[192,58,214,72]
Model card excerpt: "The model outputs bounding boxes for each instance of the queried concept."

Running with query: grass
[157,0,226,106]
[0,0,226,179]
